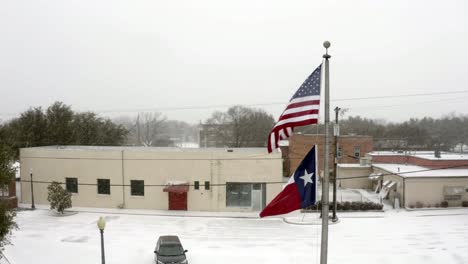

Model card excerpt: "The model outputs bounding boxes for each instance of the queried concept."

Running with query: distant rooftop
[373,163,468,178]
[295,133,372,138]
[369,151,468,160]
[338,164,371,168]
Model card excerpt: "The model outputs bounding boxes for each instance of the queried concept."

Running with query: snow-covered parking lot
[4,208,468,264]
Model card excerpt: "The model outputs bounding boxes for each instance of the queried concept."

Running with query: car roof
[159,236,181,244]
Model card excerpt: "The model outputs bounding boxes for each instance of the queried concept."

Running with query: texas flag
[260,145,317,217]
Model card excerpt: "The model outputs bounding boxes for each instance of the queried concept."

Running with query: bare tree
[137,112,167,146]
[203,106,274,147]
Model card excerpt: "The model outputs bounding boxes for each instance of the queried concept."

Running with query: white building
[20,146,282,212]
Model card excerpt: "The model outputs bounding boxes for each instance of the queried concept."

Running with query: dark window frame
[66,177,78,193]
[65,177,78,193]
[194,181,199,190]
[130,180,145,196]
[204,181,210,190]
[97,179,111,195]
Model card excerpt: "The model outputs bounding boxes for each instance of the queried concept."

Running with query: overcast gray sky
[1,0,467,124]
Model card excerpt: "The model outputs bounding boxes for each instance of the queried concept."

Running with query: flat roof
[373,163,468,178]
[369,151,468,161]
[23,145,269,153]
[337,164,371,168]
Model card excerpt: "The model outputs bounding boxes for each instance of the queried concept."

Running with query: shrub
[440,201,449,208]
[415,202,424,208]
[462,201,468,207]
[302,201,383,211]
[342,201,351,210]
[349,202,359,211]
[47,181,72,214]
[434,203,440,208]
[408,204,415,209]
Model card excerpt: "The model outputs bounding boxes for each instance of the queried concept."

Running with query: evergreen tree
[0,143,17,252]
[1,102,128,158]
[47,181,72,214]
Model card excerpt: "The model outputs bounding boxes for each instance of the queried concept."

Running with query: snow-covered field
[4,208,468,264]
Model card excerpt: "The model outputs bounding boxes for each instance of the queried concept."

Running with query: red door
[168,192,187,210]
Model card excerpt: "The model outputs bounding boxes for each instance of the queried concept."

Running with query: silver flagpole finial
[323,41,331,58]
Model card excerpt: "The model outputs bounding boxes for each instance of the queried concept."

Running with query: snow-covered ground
[4,207,468,264]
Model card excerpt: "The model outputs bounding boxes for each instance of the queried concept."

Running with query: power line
[19,163,468,187]
[344,95,468,111]
[1,90,468,117]
[332,90,468,102]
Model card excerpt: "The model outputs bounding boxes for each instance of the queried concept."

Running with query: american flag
[267,64,322,153]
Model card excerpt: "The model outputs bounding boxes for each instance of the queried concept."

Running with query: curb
[16,206,261,219]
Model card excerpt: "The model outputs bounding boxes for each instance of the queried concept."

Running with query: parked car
[154,235,188,264]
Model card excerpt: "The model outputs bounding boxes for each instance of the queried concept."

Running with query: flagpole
[320,40,331,264]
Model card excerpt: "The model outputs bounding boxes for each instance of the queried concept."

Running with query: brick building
[283,134,373,177]
[1,163,18,209]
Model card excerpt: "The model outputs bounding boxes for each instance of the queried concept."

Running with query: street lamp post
[97,217,106,264]
[30,169,35,210]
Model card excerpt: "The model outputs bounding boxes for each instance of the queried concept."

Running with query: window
[337,147,342,158]
[66,177,78,193]
[131,180,144,196]
[252,183,261,190]
[444,195,462,201]
[194,181,199,190]
[226,183,252,207]
[444,186,464,201]
[97,179,110,195]
[204,181,210,190]
[354,147,361,158]
[0,186,9,197]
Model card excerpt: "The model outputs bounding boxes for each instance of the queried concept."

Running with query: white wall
[20,147,282,212]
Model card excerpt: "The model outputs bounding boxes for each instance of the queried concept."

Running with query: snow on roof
[166,180,189,185]
[369,151,468,160]
[174,142,199,148]
[24,145,269,153]
[338,164,371,168]
[373,163,468,178]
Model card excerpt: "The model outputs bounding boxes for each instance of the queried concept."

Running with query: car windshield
[159,244,184,256]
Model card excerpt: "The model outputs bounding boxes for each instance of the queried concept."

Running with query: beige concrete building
[372,164,468,208]
[336,164,373,189]
[332,151,468,208]
[20,146,282,212]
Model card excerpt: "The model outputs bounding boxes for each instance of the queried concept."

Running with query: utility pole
[332,106,341,222]
[320,40,331,264]
[30,169,35,210]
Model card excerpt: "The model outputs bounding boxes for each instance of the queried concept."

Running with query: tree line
[0,101,467,251]
[0,102,127,158]
[297,113,468,152]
